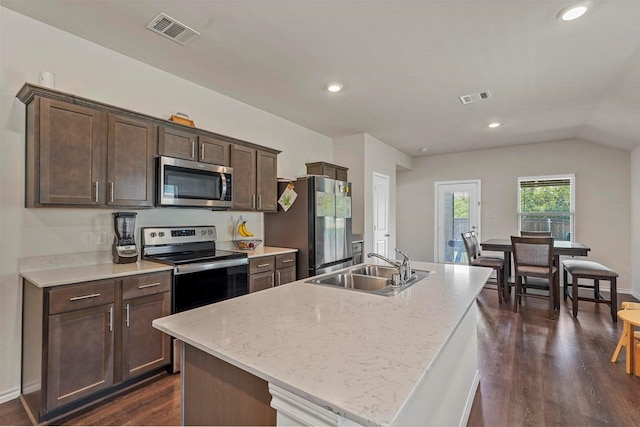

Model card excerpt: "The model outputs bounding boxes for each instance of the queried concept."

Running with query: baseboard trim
[0,386,20,404]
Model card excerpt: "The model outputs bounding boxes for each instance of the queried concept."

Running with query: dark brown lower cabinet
[47,303,115,411]
[21,271,171,423]
[121,292,171,380]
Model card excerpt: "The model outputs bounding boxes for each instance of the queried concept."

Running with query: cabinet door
[249,271,274,293]
[230,145,257,210]
[107,115,155,207]
[158,126,197,161]
[256,150,277,211]
[121,292,171,381]
[46,303,114,411]
[336,168,348,182]
[199,136,230,165]
[38,98,104,205]
[276,266,296,286]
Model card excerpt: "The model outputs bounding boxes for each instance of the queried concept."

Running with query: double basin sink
[306,264,432,296]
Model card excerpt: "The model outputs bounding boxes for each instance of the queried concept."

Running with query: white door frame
[434,180,481,263]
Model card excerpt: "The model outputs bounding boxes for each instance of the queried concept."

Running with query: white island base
[155,261,490,427]
[269,302,479,426]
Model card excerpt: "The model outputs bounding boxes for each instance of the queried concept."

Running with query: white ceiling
[3,0,640,157]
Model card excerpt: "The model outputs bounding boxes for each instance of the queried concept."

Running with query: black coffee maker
[112,212,139,264]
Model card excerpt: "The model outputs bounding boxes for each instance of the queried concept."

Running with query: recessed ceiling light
[557,2,591,21]
[488,122,501,128]
[327,83,343,93]
[419,147,429,153]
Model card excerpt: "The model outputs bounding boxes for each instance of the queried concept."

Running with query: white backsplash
[19,250,112,272]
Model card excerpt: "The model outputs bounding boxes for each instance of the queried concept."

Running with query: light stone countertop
[20,261,172,288]
[153,261,491,426]
[217,243,298,258]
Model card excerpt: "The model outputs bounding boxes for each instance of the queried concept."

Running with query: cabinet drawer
[49,280,116,315]
[249,256,275,274]
[249,270,274,293]
[275,253,296,269]
[122,272,171,300]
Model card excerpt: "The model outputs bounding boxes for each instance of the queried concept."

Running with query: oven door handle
[174,258,248,275]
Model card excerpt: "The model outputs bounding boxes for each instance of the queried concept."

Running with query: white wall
[334,134,412,257]
[632,147,640,299]
[0,7,333,402]
[397,139,632,291]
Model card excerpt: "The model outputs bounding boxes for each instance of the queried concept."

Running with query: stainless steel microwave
[157,156,233,209]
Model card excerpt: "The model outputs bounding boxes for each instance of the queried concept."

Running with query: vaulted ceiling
[3,0,639,156]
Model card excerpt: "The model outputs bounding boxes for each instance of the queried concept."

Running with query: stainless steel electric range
[141,225,249,372]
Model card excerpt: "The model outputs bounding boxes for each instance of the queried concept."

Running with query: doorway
[435,180,481,264]
[373,173,390,257]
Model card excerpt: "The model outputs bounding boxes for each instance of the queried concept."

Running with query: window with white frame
[517,174,575,241]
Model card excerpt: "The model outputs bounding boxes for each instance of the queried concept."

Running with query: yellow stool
[611,301,640,375]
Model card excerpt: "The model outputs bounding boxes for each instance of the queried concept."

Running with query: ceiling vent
[146,13,201,45]
[459,90,492,105]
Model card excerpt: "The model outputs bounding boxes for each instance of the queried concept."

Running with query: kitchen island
[153,261,491,426]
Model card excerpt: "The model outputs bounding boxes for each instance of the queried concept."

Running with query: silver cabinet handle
[252,194,256,209]
[125,303,130,327]
[200,144,205,160]
[258,194,262,209]
[257,263,271,268]
[281,259,294,264]
[276,271,281,286]
[69,293,101,301]
[191,140,196,159]
[108,307,113,332]
[94,182,99,203]
[110,182,114,203]
[138,282,161,289]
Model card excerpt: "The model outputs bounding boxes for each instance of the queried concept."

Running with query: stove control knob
[150,232,157,238]
[201,230,206,235]
[159,232,165,237]
[208,230,213,235]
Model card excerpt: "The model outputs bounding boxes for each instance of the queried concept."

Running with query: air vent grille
[147,13,200,45]
[459,90,492,105]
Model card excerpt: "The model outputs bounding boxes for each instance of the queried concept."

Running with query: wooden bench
[563,260,618,322]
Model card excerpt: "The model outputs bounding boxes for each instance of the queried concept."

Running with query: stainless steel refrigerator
[265,176,353,279]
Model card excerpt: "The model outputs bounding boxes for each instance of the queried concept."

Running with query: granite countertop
[20,261,172,288]
[153,261,490,425]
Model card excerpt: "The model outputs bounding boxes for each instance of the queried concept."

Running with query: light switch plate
[82,231,95,246]
[96,231,108,245]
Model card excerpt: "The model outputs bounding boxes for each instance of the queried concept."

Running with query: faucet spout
[367,250,413,286]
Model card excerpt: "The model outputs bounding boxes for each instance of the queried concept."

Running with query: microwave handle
[221,174,227,200]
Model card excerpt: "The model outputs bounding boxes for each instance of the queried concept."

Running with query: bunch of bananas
[237,220,254,237]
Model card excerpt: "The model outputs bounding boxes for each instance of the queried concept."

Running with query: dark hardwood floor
[1,286,638,426]
[468,286,640,426]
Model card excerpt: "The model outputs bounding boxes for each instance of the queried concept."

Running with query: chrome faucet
[367,249,412,286]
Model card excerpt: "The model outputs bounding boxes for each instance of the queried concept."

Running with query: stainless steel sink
[306,264,432,296]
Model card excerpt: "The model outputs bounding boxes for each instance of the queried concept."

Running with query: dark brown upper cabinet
[158,126,230,166]
[23,96,155,208]
[231,145,277,211]
[17,83,279,209]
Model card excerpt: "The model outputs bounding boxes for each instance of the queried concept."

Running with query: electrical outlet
[96,231,108,245]
[81,231,95,246]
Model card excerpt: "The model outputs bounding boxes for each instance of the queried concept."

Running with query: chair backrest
[621,301,640,310]
[511,235,554,270]
[461,231,480,263]
[521,231,552,237]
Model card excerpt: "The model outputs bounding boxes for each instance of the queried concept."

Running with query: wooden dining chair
[511,236,558,319]
[520,232,552,291]
[611,301,640,375]
[521,231,552,237]
[461,231,506,304]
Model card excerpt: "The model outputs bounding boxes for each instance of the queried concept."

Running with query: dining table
[480,238,591,304]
